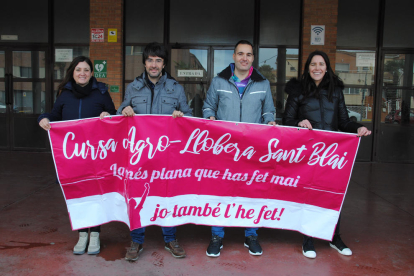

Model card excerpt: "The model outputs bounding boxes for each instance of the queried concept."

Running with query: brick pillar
[90,0,123,108]
[301,0,338,73]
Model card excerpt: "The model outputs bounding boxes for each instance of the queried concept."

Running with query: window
[343,88,361,95]
[54,0,90,43]
[337,0,379,47]
[170,0,254,44]
[336,63,350,72]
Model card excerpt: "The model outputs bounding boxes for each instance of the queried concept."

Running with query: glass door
[170,48,210,117]
[377,52,414,162]
[0,47,50,150]
[0,50,7,148]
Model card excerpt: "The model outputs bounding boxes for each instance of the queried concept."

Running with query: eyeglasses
[146,58,163,65]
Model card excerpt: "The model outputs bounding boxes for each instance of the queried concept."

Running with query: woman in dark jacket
[38,56,116,255]
[283,50,371,259]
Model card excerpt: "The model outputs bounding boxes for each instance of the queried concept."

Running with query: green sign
[110,85,119,92]
[94,60,107,78]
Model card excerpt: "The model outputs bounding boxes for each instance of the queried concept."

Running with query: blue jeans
[130,227,176,244]
[211,227,258,238]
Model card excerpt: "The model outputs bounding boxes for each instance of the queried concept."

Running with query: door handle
[5,73,10,105]
[6,73,13,105]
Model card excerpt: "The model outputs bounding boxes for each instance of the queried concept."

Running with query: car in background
[384,111,395,123]
[385,110,414,124]
[347,109,362,122]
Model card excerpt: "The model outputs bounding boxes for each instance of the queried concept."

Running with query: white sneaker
[73,232,88,255]
[87,232,100,254]
[329,235,353,256]
[302,236,316,259]
[302,246,317,258]
[329,242,353,256]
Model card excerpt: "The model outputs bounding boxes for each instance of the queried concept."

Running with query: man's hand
[357,126,371,137]
[122,106,135,117]
[172,110,184,118]
[267,121,277,126]
[209,116,216,120]
[298,119,313,129]
[99,112,110,119]
[39,118,51,131]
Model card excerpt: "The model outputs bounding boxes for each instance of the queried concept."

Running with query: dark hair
[58,56,93,96]
[142,42,168,66]
[234,40,255,55]
[301,50,343,102]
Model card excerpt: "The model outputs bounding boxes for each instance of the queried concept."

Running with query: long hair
[301,50,343,102]
[57,56,93,96]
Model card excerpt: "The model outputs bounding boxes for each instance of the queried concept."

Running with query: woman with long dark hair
[38,56,116,255]
[283,50,371,259]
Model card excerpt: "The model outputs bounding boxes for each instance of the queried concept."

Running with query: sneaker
[87,232,100,254]
[206,235,223,257]
[244,235,263,256]
[330,235,352,256]
[125,241,143,262]
[73,232,88,255]
[302,236,316,259]
[165,240,186,258]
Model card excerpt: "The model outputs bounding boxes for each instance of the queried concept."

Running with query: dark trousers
[78,226,101,233]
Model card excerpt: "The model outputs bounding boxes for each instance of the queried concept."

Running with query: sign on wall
[55,49,73,62]
[356,53,375,67]
[91,28,104,43]
[110,85,119,92]
[108,29,117,43]
[311,25,325,45]
[94,60,107,78]
[178,70,204,77]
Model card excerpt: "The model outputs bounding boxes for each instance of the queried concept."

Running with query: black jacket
[283,78,362,133]
[38,77,116,123]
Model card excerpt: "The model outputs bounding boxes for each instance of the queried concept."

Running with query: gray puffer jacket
[117,71,192,116]
[203,65,275,124]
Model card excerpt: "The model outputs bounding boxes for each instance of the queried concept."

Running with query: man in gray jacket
[203,40,276,258]
[118,42,191,262]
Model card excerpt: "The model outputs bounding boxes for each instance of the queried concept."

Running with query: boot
[87,232,100,254]
[73,232,88,255]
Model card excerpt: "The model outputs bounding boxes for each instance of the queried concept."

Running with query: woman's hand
[100,112,110,119]
[298,119,313,130]
[172,110,184,118]
[357,126,371,137]
[39,118,51,131]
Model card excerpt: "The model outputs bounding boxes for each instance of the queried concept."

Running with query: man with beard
[203,40,276,258]
[118,42,191,262]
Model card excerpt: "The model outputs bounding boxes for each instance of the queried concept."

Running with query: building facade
[0,0,413,163]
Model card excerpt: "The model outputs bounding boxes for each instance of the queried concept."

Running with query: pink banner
[49,115,360,240]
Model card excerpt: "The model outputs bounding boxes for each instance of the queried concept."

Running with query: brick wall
[90,0,123,108]
[301,0,339,74]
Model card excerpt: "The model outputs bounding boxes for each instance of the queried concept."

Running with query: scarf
[72,80,93,99]
[230,63,253,98]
